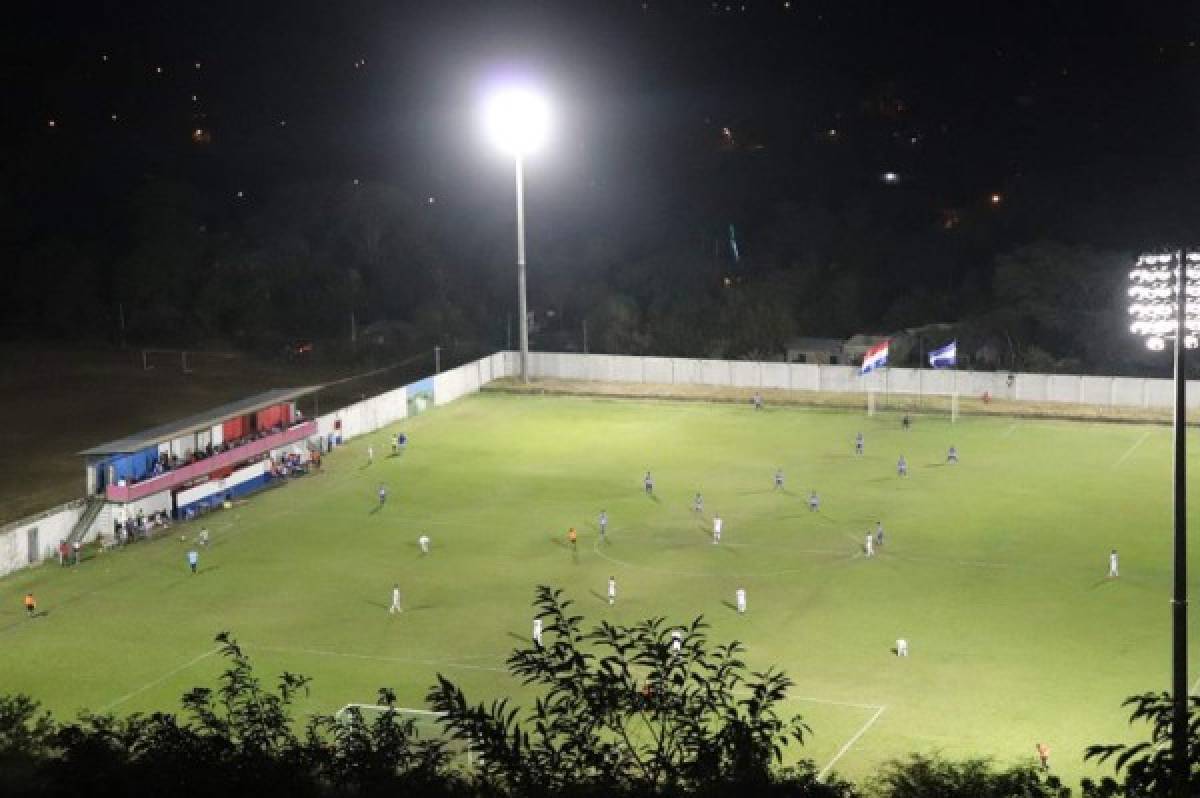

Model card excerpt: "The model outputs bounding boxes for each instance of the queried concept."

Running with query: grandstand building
[77,387,321,538]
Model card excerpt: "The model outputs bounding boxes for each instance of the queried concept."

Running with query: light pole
[486,86,550,383]
[1128,249,1198,797]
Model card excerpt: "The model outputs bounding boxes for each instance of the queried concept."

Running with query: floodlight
[485,87,550,156]
[1128,251,1200,350]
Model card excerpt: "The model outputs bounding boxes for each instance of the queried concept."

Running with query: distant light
[101,54,109,62]
[881,171,900,184]
[723,276,733,287]
[110,113,118,121]
[427,196,436,204]
[1147,336,1166,351]
[155,66,163,74]
[352,178,360,185]
[47,119,56,128]
[194,62,202,70]
[784,1,791,7]
[485,85,551,156]
[827,128,838,137]
[990,193,1003,205]
[192,95,198,102]
[236,190,245,198]
[279,120,287,127]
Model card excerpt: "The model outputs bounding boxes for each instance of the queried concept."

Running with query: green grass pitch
[2,392,1199,784]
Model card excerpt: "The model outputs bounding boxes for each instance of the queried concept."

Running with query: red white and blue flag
[860,340,890,375]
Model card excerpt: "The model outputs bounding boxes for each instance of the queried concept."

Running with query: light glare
[485,87,550,156]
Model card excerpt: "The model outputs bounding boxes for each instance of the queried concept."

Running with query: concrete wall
[517,350,1200,411]
[0,500,86,577]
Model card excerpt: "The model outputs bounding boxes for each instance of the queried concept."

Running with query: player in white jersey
[864,533,875,557]
[947,445,958,464]
[533,618,543,647]
[599,510,608,541]
[607,576,617,606]
[774,469,784,490]
[1108,549,1119,578]
[644,471,654,495]
[855,432,864,455]
[389,583,402,614]
[418,535,430,554]
[808,491,819,512]
[378,484,387,506]
[671,629,683,655]
[896,638,908,657]
[712,514,723,544]
[874,521,884,548]
[367,446,374,465]
[897,455,908,477]
[735,588,747,614]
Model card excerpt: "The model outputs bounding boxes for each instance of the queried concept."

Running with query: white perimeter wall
[518,351,1200,411]
[0,500,86,577]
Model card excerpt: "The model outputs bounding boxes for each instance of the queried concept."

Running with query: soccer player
[389,583,402,614]
[1036,742,1050,770]
[752,392,763,411]
[391,434,399,456]
[671,629,683,655]
[1109,549,1119,578]
[896,638,909,657]
[367,445,374,465]
[199,528,210,547]
[947,445,958,464]
[599,510,608,541]
[897,455,908,477]
[855,432,864,455]
[712,513,723,545]
[418,535,431,554]
[644,471,654,495]
[864,534,875,558]
[808,491,819,512]
[874,521,884,548]
[774,468,784,490]
[693,492,703,513]
[607,576,617,606]
[187,549,199,574]
[532,618,543,647]
[378,484,387,507]
[398,432,408,452]
[735,587,747,614]
[901,415,912,431]
[24,592,36,618]
[568,527,578,549]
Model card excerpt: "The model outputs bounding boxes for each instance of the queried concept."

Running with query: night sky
[6,1,1200,362]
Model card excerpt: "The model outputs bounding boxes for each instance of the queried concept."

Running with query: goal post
[867,390,876,417]
[334,705,475,768]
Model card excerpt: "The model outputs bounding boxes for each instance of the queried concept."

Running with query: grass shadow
[369,504,383,515]
[588,589,608,604]
[364,599,389,610]
[720,600,738,613]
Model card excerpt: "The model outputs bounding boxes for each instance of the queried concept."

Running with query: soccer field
[2,392,1199,784]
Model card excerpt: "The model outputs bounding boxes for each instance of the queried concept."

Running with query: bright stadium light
[485,87,550,157]
[1128,248,1197,798]
[483,84,552,383]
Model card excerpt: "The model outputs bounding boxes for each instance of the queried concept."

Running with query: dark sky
[6,0,1200,257]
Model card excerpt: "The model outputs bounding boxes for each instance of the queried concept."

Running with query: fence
[515,351,1195,410]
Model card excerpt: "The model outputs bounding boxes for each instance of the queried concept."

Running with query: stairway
[66,497,105,546]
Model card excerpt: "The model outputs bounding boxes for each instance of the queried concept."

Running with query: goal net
[334,705,476,768]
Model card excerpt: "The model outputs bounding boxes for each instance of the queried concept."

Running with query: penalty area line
[1112,430,1152,469]
[818,703,887,782]
[246,644,510,674]
[100,646,221,712]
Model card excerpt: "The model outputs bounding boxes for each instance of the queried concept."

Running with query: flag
[928,340,957,369]
[860,340,890,375]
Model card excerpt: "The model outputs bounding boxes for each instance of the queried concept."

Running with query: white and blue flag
[928,340,957,369]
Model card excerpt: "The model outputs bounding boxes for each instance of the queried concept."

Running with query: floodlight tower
[1128,248,1200,798]
[486,86,550,383]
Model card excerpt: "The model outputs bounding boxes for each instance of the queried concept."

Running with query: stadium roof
[78,386,322,456]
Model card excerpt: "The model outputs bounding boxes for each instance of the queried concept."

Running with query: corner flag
[860,340,890,375]
[928,340,957,369]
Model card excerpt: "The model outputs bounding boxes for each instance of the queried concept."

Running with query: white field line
[100,646,221,712]
[1112,430,1153,469]
[818,703,887,781]
[246,644,510,674]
